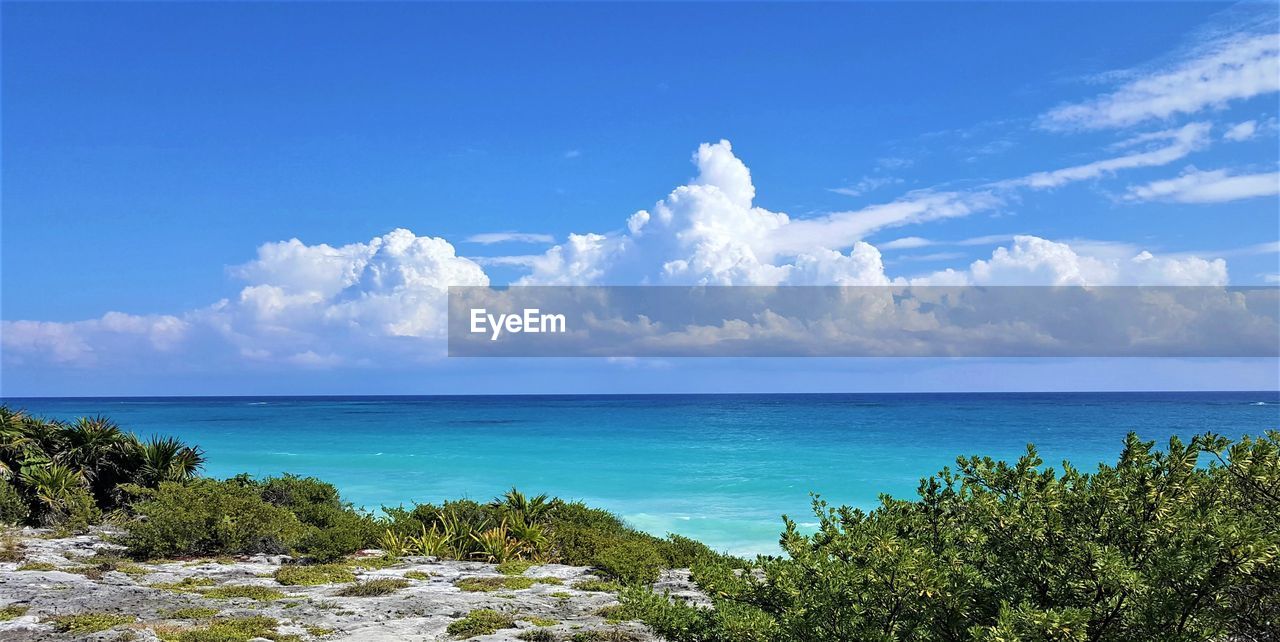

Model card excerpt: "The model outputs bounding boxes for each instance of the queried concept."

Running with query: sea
[5,392,1277,556]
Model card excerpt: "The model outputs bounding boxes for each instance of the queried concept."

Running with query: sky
[2,2,1279,396]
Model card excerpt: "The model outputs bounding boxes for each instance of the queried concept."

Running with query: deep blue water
[4,393,1277,554]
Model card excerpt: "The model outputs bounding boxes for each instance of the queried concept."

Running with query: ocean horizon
[6,391,1278,556]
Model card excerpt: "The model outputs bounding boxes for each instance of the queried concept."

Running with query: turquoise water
[6,393,1278,555]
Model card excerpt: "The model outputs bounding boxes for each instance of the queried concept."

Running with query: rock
[0,530,694,641]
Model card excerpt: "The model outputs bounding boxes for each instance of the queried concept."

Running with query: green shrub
[163,615,287,642]
[573,578,623,593]
[593,540,666,585]
[334,578,409,596]
[446,608,515,638]
[496,559,534,575]
[623,431,1280,642]
[50,612,134,634]
[0,480,29,525]
[149,577,215,592]
[121,479,304,558]
[47,484,101,535]
[257,475,379,561]
[273,563,355,586]
[455,576,535,592]
[202,585,285,601]
[0,604,30,621]
[164,607,220,619]
[403,570,434,580]
[0,407,203,527]
[16,561,57,571]
[517,630,556,642]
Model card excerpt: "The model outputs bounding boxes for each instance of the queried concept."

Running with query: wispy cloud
[563,149,582,159]
[1124,167,1280,203]
[464,231,556,245]
[1007,123,1212,189]
[1042,31,1280,130]
[880,234,1016,250]
[1224,119,1259,141]
[469,255,543,267]
[828,175,903,197]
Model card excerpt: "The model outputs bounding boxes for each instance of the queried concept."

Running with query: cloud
[1124,167,1280,203]
[912,235,1228,286]
[563,149,582,159]
[1006,123,1212,189]
[828,175,903,197]
[1042,31,1280,130]
[880,234,1017,251]
[881,236,933,250]
[1224,119,1258,141]
[2,313,187,366]
[464,232,556,245]
[1,143,1248,372]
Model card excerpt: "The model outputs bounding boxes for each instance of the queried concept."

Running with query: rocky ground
[0,528,703,641]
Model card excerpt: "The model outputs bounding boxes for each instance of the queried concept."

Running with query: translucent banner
[447,286,1280,357]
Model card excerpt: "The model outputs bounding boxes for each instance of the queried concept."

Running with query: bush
[594,540,666,585]
[446,609,515,638]
[0,480,28,525]
[335,578,410,596]
[273,563,355,586]
[48,485,101,535]
[120,479,303,559]
[50,613,134,634]
[203,585,285,601]
[623,431,1280,642]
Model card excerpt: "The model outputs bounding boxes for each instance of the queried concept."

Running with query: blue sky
[2,2,1278,396]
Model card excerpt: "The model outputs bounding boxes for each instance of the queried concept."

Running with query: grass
[154,615,299,642]
[570,631,642,642]
[164,607,220,619]
[305,625,334,637]
[528,616,559,626]
[445,609,516,638]
[273,564,356,586]
[572,579,623,593]
[517,630,556,642]
[149,577,216,593]
[496,559,534,575]
[202,585,286,601]
[50,612,135,634]
[334,578,410,597]
[0,605,30,621]
[16,561,57,571]
[403,570,434,580]
[343,555,398,570]
[0,530,24,562]
[455,575,565,592]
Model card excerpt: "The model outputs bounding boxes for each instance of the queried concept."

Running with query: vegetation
[5,405,1276,641]
[379,488,733,583]
[334,578,410,596]
[202,585,286,601]
[0,604,30,621]
[273,563,355,586]
[446,608,516,638]
[0,407,202,532]
[164,607,220,619]
[616,431,1280,642]
[156,615,295,642]
[50,612,135,634]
